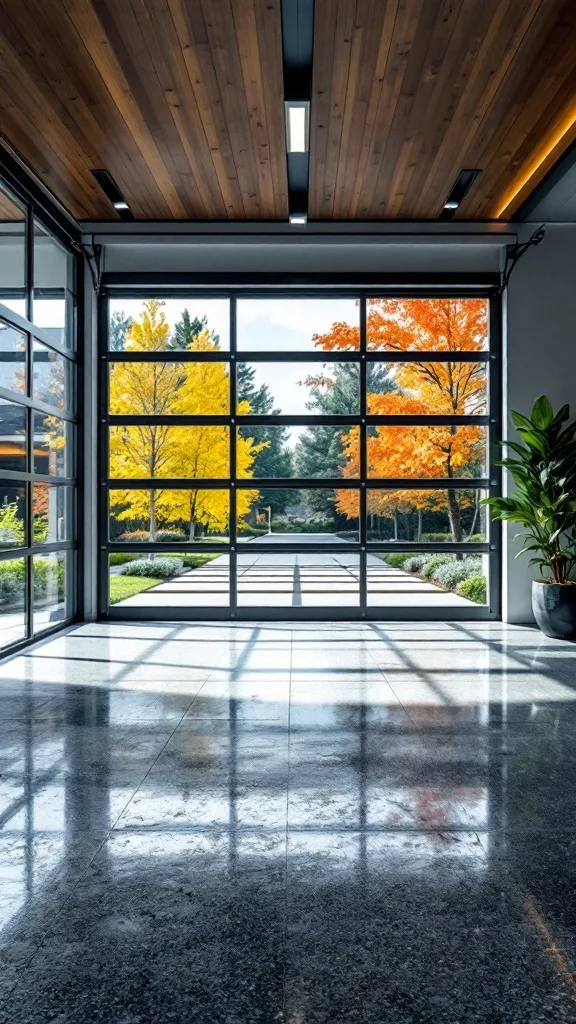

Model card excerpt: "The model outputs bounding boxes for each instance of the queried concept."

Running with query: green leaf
[531,395,554,430]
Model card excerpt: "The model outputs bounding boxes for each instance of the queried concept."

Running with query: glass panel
[33,221,74,348]
[109,488,229,542]
[237,552,360,607]
[0,320,26,396]
[238,488,360,542]
[367,550,488,607]
[33,552,68,632]
[108,298,230,352]
[367,425,487,478]
[237,362,360,416]
[366,489,487,542]
[367,362,487,415]
[33,412,71,476]
[0,483,26,549]
[109,361,229,415]
[0,400,26,472]
[237,298,360,351]
[32,341,72,409]
[108,554,229,608]
[109,426,229,479]
[33,484,74,543]
[366,298,489,352]
[0,184,26,319]
[237,425,360,480]
[0,556,26,648]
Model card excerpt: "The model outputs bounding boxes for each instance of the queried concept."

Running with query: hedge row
[384,552,486,604]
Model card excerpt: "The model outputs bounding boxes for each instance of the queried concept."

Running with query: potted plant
[483,395,576,640]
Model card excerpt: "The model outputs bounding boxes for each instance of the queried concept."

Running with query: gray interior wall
[503,224,576,623]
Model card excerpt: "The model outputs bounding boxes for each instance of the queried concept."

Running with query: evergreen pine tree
[169,310,220,350]
[109,310,134,351]
[237,363,298,516]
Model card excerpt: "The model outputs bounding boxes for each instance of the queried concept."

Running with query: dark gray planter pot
[532,580,576,640]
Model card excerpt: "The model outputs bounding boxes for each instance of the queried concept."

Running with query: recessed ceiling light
[285,101,310,153]
[90,170,134,220]
[439,169,481,220]
[289,213,307,224]
[444,200,459,210]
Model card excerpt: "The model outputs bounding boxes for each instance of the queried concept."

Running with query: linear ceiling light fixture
[90,169,134,221]
[285,101,310,153]
[288,212,307,224]
[439,169,481,220]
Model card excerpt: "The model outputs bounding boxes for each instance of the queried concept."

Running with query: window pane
[367,426,487,478]
[0,320,26,396]
[237,552,360,607]
[108,298,230,352]
[109,362,230,415]
[0,556,26,648]
[366,489,487,542]
[33,221,74,348]
[366,298,489,352]
[33,412,72,476]
[109,426,229,479]
[0,400,26,472]
[33,552,69,633]
[367,551,488,607]
[367,362,487,415]
[0,484,26,549]
[237,425,360,480]
[237,362,360,416]
[33,341,72,410]
[108,554,229,608]
[238,488,359,542]
[237,298,360,351]
[33,484,74,543]
[109,488,229,542]
[0,184,26,319]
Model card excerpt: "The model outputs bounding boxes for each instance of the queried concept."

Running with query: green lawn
[108,554,220,605]
[109,575,158,605]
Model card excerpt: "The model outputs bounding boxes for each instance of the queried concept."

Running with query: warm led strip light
[496,104,576,218]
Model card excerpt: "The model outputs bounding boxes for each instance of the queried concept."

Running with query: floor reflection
[0,622,576,1019]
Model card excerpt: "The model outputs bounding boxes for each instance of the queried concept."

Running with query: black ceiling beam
[281,0,314,222]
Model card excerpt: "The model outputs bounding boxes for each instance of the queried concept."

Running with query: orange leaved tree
[314,299,488,542]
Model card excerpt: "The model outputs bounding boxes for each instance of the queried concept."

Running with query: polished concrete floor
[1,621,576,1021]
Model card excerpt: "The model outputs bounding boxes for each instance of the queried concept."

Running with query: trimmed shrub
[433,557,483,589]
[121,557,183,579]
[422,554,453,579]
[419,533,452,543]
[457,575,487,604]
[155,530,187,542]
[237,524,267,537]
[404,555,427,574]
[119,530,150,542]
[109,553,140,567]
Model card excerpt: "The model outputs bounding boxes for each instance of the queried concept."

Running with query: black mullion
[229,297,237,614]
[365,477,489,489]
[98,294,110,616]
[488,293,502,618]
[108,350,231,363]
[360,297,367,615]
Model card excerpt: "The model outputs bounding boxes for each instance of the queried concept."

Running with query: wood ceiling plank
[0,0,159,218]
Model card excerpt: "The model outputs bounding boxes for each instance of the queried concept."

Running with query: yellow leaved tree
[109,300,264,540]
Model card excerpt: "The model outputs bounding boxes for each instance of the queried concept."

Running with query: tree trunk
[417,509,422,541]
[447,488,463,553]
[393,511,398,542]
[189,519,196,541]
[149,488,156,560]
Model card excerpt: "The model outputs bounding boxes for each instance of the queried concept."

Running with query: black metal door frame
[98,278,501,621]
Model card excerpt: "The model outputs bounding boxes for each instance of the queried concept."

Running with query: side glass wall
[102,294,496,618]
[0,178,77,651]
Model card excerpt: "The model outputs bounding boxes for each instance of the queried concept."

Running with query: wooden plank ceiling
[0,0,575,221]
[0,0,288,220]
[310,0,576,220]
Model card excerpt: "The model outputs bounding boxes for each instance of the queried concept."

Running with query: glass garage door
[100,292,498,620]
